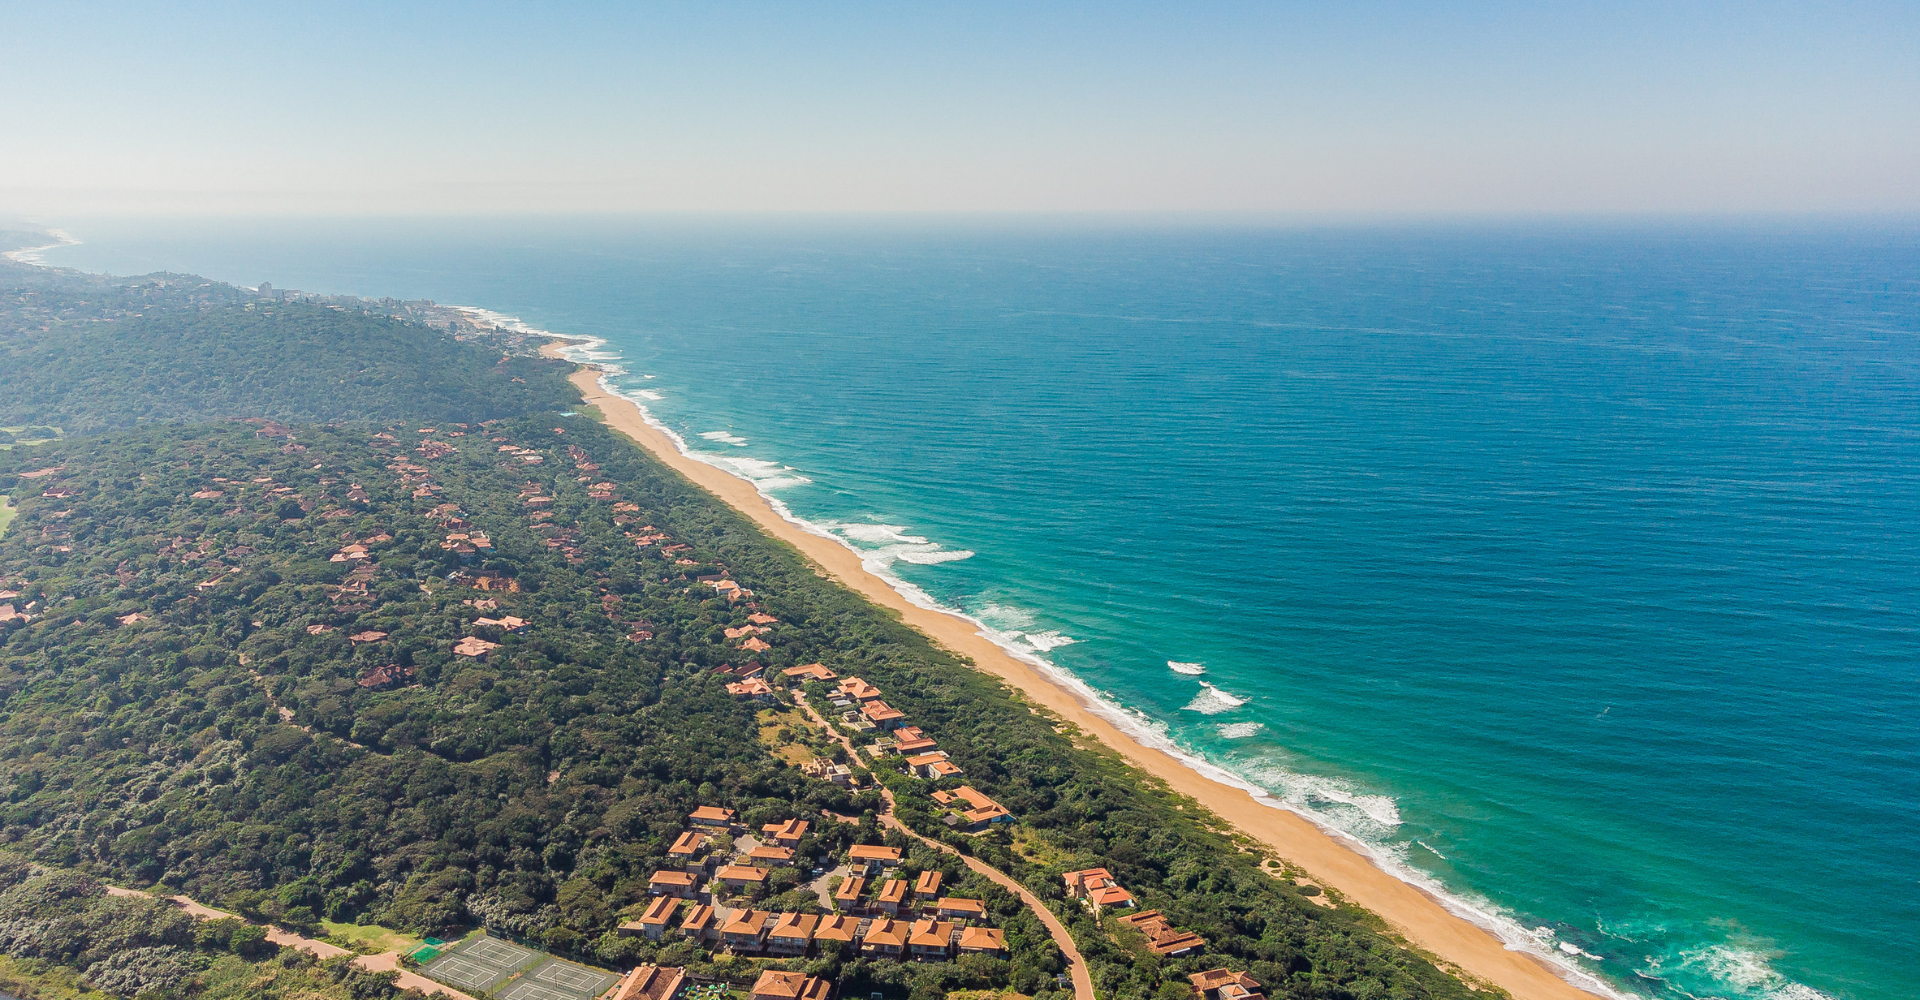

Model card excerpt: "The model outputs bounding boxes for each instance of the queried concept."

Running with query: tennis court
[421,935,538,994]
[497,958,619,1000]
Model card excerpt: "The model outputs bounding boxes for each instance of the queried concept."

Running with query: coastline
[544,342,1604,1000]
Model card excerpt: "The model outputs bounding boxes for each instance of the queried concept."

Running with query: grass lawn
[319,919,421,955]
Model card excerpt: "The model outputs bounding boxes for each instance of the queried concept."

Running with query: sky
[2,1,1916,216]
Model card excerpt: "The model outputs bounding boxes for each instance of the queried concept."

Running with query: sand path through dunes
[560,355,1605,1000]
[102,887,476,1000]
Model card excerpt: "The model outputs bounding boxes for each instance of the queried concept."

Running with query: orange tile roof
[914,871,943,896]
[812,914,859,943]
[958,927,1007,952]
[613,966,686,1000]
[848,845,903,863]
[908,918,954,949]
[834,876,867,902]
[689,806,736,823]
[649,870,697,888]
[877,878,907,905]
[716,864,771,883]
[721,909,771,936]
[767,912,819,941]
[935,897,986,917]
[862,917,908,948]
[639,896,680,925]
[761,818,810,842]
[668,831,709,855]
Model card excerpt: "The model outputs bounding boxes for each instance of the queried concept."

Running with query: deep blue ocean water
[37,218,1920,1000]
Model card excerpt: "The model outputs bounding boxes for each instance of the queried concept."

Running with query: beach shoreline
[542,341,1606,1000]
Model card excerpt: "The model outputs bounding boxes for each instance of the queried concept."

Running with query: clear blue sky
[3,1,1915,215]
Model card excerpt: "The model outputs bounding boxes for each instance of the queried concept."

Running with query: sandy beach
[552,347,1601,1000]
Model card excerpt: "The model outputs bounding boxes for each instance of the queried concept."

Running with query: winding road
[794,692,1097,1000]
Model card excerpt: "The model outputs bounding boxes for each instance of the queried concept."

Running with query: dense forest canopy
[0,262,580,433]
[0,255,1480,1000]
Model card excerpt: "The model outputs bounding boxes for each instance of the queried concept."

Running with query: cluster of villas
[1063,867,1209,957]
[632,808,1009,961]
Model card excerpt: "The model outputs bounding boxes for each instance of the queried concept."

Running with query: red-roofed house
[761,818,810,846]
[1190,969,1264,1000]
[1117,909,1206,956]
[750,970,832,1000]
[957,927,1008,957]
[611,965,686,1000]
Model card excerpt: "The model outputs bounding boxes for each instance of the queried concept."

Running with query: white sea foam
[1661,944,1835,1000]
[2,230,81,266]
[1167,660,1207,675]
[1183,682,1247,715]
[699,430,749,446]
[1019,630,1073,651]
[520,318,1660,1000]
[1217,722,1264,738]
[634,389,664,400]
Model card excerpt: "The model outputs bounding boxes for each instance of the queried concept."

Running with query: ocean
[36,217,1919,1000]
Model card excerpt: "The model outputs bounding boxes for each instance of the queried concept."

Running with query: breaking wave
[1183,682,1248,715]
[1167,660,1207,675]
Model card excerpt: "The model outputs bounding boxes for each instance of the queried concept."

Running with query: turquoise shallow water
[39,218,1920,1000]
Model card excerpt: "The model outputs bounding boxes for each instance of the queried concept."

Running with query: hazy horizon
[4,2,1916,217]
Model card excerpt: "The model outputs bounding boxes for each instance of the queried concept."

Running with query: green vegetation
[0,263,578,433]
[0,855,424,1000]
[0,258,1483,1000]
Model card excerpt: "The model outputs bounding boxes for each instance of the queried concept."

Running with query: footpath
[101,887,473,1000]
[793,692,1097,1000]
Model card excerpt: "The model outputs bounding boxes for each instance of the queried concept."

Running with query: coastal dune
[557,355,1599,1000]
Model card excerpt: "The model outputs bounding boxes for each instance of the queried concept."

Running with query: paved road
[795,693,1097,1000]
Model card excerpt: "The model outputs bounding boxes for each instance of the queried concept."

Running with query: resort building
[610,966,686,1000]
[648,870,699,898]
[913,870,943,902]
[726,676,775,700]
[1064,867,1136,911]
[813,914,859,954]
[803,759,854,785]
[935,897,986,923]
[908,918,956,960]
[892,727,938,754]
[932,786,1013,831]
[1116,910,1206,956]
[749,970,832,1000]
[667,831,711,869]
[679,904,718,942]
[860,917,908,958]
[833,876,867,912]
[715,864,771,890]
[761,818,810,845]
[689,806,737,828]
[766,912,819,956]
[835,677,883,702]
[632,896,680,940]
[721,908,772,951]
[452,636,499,658]
[748,844,795,867]
[783,662,837,684]
[957,927,1009,957]
[907,753,962,780]
[862,701,906,729]
[1189,970,1265,1000]
[875,877,908,915]
[847,844,903,870]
